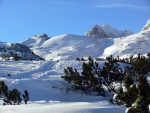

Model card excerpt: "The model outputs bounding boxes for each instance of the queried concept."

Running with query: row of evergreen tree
[0,81,29,105]
[62,53,150,112]
[62,56,118,96]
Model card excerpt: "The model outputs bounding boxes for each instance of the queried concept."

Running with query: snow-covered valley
[0,60,126,113]
[0,19,150,113]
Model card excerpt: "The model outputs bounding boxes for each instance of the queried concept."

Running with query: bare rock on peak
[85,25,108,38]
[142,19,150,31]
[85,24,133,38]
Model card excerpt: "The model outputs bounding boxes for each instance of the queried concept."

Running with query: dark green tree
[0,81,29,105]
[12,53,20,61]
[62,56,116,96]
[22,90,29,104]
[123,75,134,90]
[134,75,150,113]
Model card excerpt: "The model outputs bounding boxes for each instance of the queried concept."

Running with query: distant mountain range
[0,19,150,61]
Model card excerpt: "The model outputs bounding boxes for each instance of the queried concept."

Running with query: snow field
[0,60,126,113]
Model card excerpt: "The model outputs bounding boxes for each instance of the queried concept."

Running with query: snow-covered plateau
[0,19,150,113]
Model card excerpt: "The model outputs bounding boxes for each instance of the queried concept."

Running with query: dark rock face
[8,43,33,53]
[0,43,44,60]
[85,25,108,38]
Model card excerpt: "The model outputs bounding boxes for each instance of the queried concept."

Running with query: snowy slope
[22,30,149,61]
[1,20,150,113]
[22,34,114,61]
[142,19,150,31]
[102,23,150,58]
[21,33,50,48]
[0,101,125,113]
[101,24,133,38]
[0,60,126,113]
[21,20,150,60]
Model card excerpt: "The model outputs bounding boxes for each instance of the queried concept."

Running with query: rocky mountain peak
[85,24,134,38]
[84,25,108,38]
[34,33,50,41]
[36,33,48,38]
[142,19,150,31]
[101,24,112,29]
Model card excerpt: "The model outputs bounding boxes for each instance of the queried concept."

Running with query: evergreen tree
[124,75,134,90]
[62,56,116,96]
[135,75,150,113]
[0,81,29,105]
[113,75,150,113]
[13,88,22,105]
[12,53,20,61]
[22,90,29,104]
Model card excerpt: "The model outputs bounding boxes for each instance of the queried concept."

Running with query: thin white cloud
[96,4,150,10]
[53,2,77,6]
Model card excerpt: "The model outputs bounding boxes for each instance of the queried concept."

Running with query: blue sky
[0,0,150,43]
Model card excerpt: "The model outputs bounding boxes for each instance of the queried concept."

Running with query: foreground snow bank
[0,101,125,113]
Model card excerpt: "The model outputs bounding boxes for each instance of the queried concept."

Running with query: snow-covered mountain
[102,29,150,58]
[21,34,114,61]
[101,24,133,38]
[142,19,150,31]
[0,42,43,60]
[85,24,134,38]
[21,33,50,48]
[20,19,149,61]
[84,25,108,38]
[101,19,150,58]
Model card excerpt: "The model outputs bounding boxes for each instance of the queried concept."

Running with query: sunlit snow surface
[21,29,150,61]
[0,60,126,113]
[1,21,150,113]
